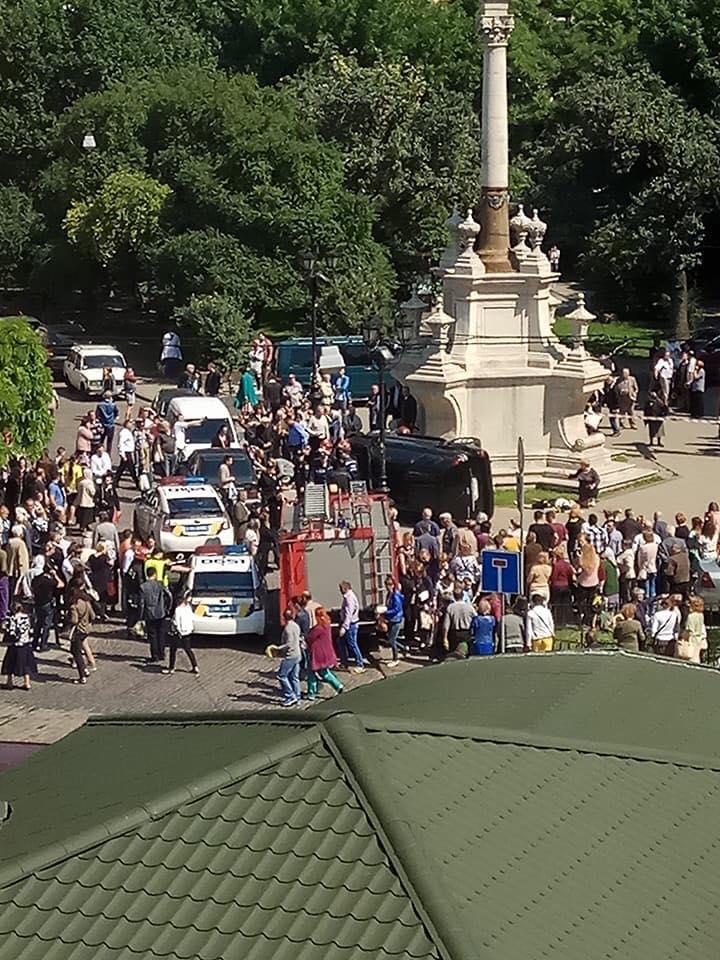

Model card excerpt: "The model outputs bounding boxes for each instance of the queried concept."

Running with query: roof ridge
[87,711,320,726]
[0,726,321,891]
[321,711,480,960]
[356,715,720,772]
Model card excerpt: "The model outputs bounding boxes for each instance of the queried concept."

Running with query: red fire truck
[278,484,398,623]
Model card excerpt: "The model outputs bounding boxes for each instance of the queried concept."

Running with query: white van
[166,396,239,457]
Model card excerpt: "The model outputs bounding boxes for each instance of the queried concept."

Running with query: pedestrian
[272,607,303,707]
[616,367,639,427]
[470,598,496,656]
[649,595,680,656]
[550,545,574,625]
[305,606,343,700]
[138,566,171,664]
[75,469,96,533]
[689,360,706,419]
[644,391,668,446]
[612,603,644,653]
[88,542,114,621]
[569,459,600,507]
[338,580,365,673]
[441,586,474,658]
[636,529,659,599]
[603,375,621,435]
[332,367,351,410]
[204,362,221,397]
[500,598,527,652]
[527,550,552,602]
[653,349,674,403]
[101,365,116,396]
[160,330,183,378]
[617,540,636,603]
[116,418,139,488]
[676,596,707,664]
[368,383,384,431]
[67,581,95,683]
[234,364,258,409]
[383,576,406,666]
[123,367,137,412]
[526,594,556,652]
[548,245,561,271]
[1,601,37,690]
[164,592,199,675]
[96,392,119,453]
[31,560,59,651]
[177,363,200,391]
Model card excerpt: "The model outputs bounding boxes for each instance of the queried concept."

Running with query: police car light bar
[159,475,207,486]
[195,544,225,555]
[224,544,249,555]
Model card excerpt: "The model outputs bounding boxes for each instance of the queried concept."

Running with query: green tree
[290,53,481,279]
[0,186,43,285]
[174,293,251,370]
[47,67,395,331]
[526,61,720,336]
[0,318,54,463]
[64,169,171,266]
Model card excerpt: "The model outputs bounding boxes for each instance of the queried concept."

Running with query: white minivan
[166,396,239,457]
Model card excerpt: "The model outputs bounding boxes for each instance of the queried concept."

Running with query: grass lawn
[494,485,572,509]
[552,316,662,358]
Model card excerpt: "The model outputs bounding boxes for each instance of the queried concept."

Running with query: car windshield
[167,497,222,518]
[195,453,254,484]
[185,418,232,444]
[82,355,125,369]
[193,571,254,595]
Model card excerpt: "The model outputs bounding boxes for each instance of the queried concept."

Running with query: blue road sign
[481,549,521,595]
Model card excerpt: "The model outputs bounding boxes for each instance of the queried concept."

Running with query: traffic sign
[481,549,521,595]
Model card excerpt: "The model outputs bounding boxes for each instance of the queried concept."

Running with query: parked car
[349,433,494,520]
[183,447,256,490]
[40,323,86,376]
[166,395,239,457]
[62,344,127,396]
[152,387,197,419]
[133,477,233,554]
[275,336,394,399]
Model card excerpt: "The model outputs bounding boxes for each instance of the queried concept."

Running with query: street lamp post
[362,315,404,495]
[300,250,337,403]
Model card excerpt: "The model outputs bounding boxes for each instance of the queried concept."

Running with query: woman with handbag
[1,601,37,690]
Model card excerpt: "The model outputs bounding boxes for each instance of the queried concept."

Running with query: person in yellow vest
[144,552,170,587]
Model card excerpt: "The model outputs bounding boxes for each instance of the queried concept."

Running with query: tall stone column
[478,1,514,272]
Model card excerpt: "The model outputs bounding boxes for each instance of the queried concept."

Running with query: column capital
[479,13,515,46]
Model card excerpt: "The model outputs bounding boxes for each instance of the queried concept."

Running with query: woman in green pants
[305,606,343,700]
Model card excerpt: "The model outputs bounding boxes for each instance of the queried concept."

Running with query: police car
[186,545,266,637]
[133,477,233,554]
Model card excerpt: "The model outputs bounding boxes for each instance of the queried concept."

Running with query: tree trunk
[671,267,690,340]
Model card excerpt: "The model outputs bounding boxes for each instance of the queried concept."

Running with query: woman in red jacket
[550,545,575,627]
[305,606,343,700]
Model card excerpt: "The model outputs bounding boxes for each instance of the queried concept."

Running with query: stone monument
[394,0,653,490]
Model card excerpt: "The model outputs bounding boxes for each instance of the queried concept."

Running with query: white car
[166,395,239,457]
[185,545,266,637]
[133,478,233,554]
[63,344,127,396]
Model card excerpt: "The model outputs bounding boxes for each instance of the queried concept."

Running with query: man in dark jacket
[139,567,171,663]
[95,392,119,452]
[203,362,221,397]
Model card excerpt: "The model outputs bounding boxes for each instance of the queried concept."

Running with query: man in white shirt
[632,524,661,552]
[116,418,138,488]
[526,595,555,652]
[172,416,187,462]
[90,445,112,482]
[653,350,674,403]
[307,404,330,442]
[649,597,681,655]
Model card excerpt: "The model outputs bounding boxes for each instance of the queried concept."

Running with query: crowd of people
[1,327,718,700]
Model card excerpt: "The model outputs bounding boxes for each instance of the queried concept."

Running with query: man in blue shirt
[332,367,351,410]
[95,392,119,453]
[287,416,309,452]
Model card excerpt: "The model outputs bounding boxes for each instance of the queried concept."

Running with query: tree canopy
[0,0,718,340]
[0,318,54,464]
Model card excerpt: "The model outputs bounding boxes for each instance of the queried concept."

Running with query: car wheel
[79,381,88,397]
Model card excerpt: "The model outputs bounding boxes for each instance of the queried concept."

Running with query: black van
[349,434,494,520]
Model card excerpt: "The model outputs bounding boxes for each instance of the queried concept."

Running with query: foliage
[0,318,54,464]
[0,186,43,285]
[174,293,251,370]
[290,52,482,280]
[64,169,171,266]
[524,61,720,325]
[48,67,395,330]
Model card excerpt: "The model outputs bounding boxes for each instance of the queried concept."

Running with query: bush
[174,293,251,371]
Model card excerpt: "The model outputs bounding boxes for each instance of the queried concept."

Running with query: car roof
[155,388,195,401]
[190,554,253,571]
[190,447,249,460]
[167,396,230,417]
[278,336,365,346]
[72,344,125,354]
[159,484,219,500]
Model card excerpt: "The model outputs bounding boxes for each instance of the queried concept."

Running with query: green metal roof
[1,652,719,960]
